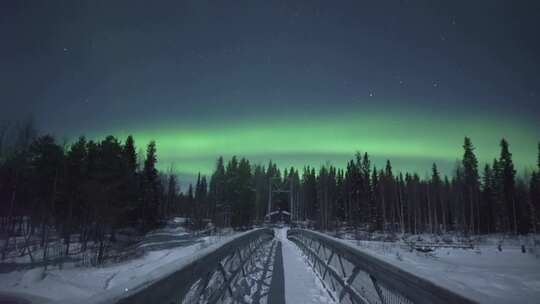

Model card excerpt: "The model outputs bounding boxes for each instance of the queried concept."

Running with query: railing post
[370,274,386,304]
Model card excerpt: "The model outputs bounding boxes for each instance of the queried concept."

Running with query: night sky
[1,0,539,183]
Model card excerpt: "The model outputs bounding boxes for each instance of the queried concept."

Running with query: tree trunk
[1,173,17,261]
[512,197,518,235]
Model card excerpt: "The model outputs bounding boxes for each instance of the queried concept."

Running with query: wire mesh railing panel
[172,231,279,304]
[81,229,276,304]
[287,229,477,304]
[376,282,415,304]
[349,270,381,304]
[227,238,278,304]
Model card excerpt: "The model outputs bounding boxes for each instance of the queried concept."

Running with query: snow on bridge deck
[275,228,333,304]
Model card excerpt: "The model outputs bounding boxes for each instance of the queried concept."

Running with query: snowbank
[0,229,240,303]
[341,236,540,304]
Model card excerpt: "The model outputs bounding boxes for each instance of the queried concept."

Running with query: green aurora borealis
[95,109,538,179]
[5,1,539,184]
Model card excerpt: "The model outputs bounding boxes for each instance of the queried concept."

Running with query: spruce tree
[499,139,517,234]
[383,160,394,231]
[164,172,177,218]
[186,184,194,224]
[481,164,494,233]
[123,135,137,175]
[344,160,359,224]
[431,163,441,233]
[236,158,253,227]
[491,158,504,232]
[193,173,203,229]
[335,168,345,222]
[28,135,64,256]
[534,142,540,232]
[530,172,539,233]
[121,136,138,224]
[538,142,540,170]
[209,156,226,224]
[141,141,160,230]
[462,137,480,234]
[361,153,372,225]
[63,136,87,255]
[251,164,266,222]
[302,166,317,223]
[371,167,382,230]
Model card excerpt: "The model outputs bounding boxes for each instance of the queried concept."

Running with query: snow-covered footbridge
[76,228,476,304]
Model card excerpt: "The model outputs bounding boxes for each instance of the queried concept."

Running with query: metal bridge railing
[287,229,477,304]
[80,228,274,304]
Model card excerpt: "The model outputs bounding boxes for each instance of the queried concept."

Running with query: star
[63,47,68,52]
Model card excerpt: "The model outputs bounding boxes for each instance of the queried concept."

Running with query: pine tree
[383,160,394,231]
[538,142,540,170]
[251,164,266,222]
[335,168,345,222]
[236,158,253,228]
[193,173,202,228]
[200,176,208,217]
[481,164,494,233]
[344,160,358,223]
[186,184,194,224]
[193,173,209,229]
[371,167,382,230]
[302,166,317,224]
[462,137,480,234]
[225,156,239,210]
[442,176,451,232]
[533,143,540,232]
[141,141,160,230]
[530,172,539,233]
[316,165,336,230]
[499,139,517,234]
[164,172,177,218]
[397,173,406,233]
[26,135,64,263]
[209,156,226,224]
[121,136,138,224]
[63,136,87,255]
[361,153,372,227]
[431,163,441,233]
[123,135,137,175]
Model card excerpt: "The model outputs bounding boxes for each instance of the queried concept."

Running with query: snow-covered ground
[340,236,540,304]
[3,226,538,304]
[0,229,237,303]
[276,228,334,304]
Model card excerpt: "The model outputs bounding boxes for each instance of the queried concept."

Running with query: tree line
[1,120,539,264]
[0,120,167,262]
[202,138,540,235]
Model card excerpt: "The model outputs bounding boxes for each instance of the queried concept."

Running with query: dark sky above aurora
[1,0,539,184]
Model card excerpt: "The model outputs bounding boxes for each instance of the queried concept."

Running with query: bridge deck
[275,228,333,304]
[226,228,332,304]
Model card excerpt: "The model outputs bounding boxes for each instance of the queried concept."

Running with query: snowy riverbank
[0,228,237,303]
[340,235,540,303]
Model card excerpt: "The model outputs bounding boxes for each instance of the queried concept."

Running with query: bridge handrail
[287,229,477,304]
[75,228,274,304]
